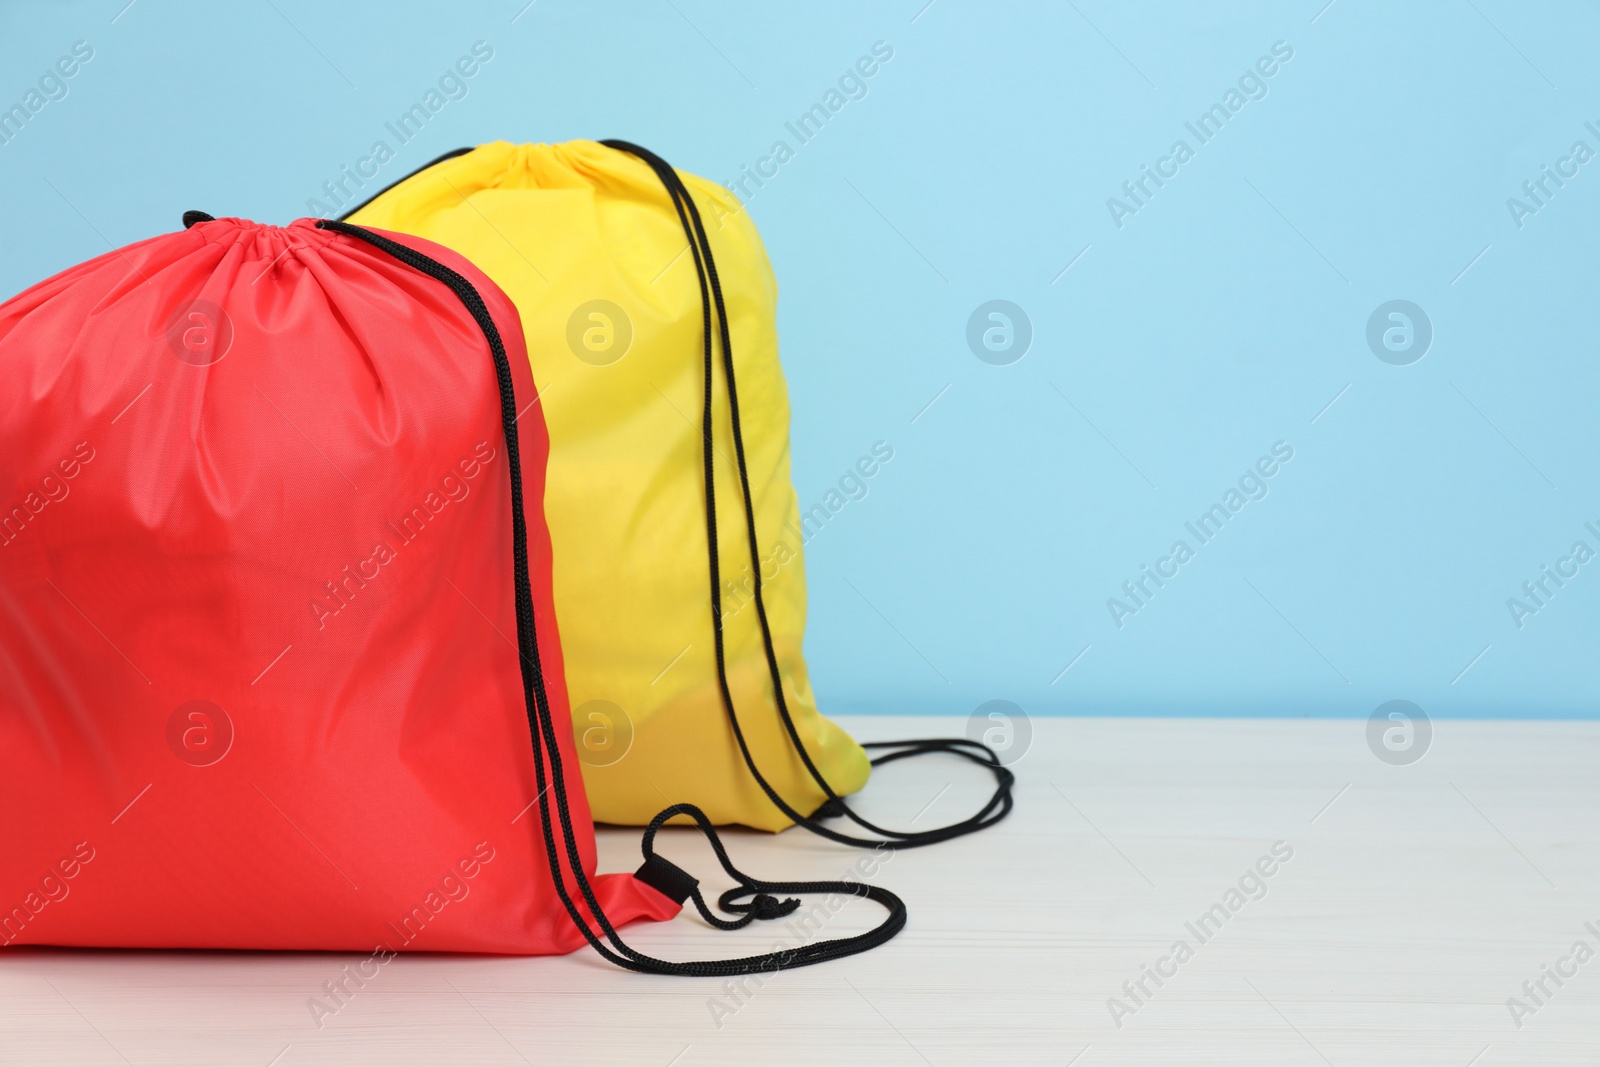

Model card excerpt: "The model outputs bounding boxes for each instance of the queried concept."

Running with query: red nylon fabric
[0,217,677,953]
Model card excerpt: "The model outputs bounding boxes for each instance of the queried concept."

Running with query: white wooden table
[4,716,1597,1065]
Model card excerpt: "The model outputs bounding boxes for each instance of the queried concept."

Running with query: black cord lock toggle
[634,852,699,906]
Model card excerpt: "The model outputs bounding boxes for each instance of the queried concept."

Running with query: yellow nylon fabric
[349,141,869,831]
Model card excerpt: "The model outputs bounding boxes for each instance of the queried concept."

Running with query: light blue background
[2,1,1595,718]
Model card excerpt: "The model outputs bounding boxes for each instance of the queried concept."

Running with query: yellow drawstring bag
[344,141,1011,841]
[344,140,865,830]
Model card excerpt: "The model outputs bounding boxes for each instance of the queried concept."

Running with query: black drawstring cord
[600,140,1016,850]
[314,218,904,975]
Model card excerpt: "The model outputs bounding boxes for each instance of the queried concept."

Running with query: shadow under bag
[0,214,902,970]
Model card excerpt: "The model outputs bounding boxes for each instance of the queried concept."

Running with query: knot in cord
[742,892,800,921]
[811,796,849,820]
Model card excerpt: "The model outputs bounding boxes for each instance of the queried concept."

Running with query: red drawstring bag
[0,214,901,970]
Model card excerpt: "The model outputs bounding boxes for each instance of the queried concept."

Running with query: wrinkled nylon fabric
[0,217,677,952]
[348,141,870,832]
